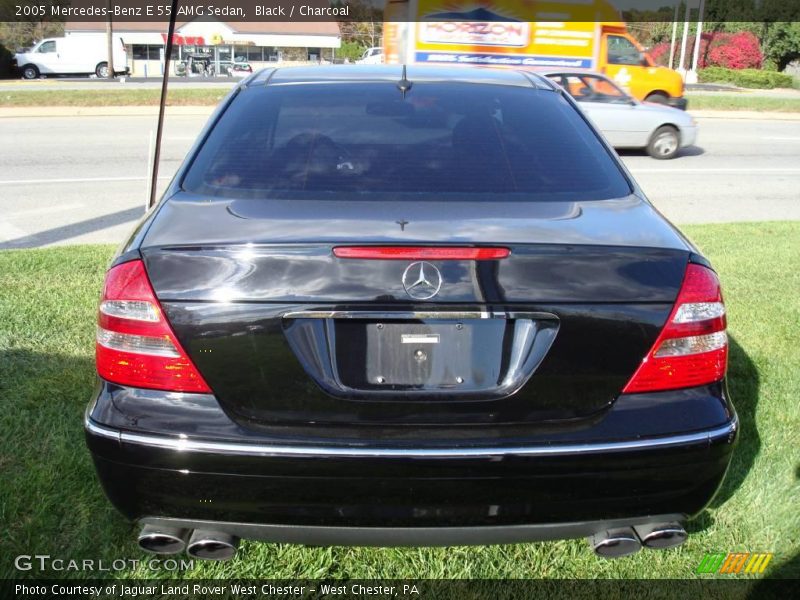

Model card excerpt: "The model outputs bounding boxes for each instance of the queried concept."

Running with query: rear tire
[645,92,669,104]
[22,64,39,80]
[647,126,680,160]
[96,62,109,78]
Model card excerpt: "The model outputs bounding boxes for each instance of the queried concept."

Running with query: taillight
[96,260,211,393]
[622,263,727,393]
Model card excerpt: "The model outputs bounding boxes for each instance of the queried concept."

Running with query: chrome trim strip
[282,310,555,321]
[86,418,121,443]
[85,418,737,459]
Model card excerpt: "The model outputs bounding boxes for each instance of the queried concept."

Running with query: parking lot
[1,113,799,249]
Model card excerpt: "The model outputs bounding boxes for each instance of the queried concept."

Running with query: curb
[689,109,800,121]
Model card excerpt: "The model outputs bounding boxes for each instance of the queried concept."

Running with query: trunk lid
[142,193,690,429]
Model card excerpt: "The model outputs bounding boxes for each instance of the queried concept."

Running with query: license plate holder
[365,322,474,387]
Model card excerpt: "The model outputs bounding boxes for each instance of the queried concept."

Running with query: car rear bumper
[135,514,688,547]
[85,397,737,543]
[668,96,688,110]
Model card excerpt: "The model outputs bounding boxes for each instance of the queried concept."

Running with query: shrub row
[650,31,763,70]
[697,66,794,89]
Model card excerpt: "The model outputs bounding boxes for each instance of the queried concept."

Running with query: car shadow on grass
[688,334,760,534]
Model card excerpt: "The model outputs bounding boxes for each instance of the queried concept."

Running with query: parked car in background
[545,70,697,159]
[13,35,127,79]
[356,46,384,64]
[85,66,735,562]
[224,58,253,77]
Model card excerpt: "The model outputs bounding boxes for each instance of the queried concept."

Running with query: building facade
[65,20,341,77]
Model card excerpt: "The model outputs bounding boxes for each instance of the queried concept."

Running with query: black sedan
[85,65,736,561]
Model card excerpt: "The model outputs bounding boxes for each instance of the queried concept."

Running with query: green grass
[0,88,229,107]
[0,222,798,582]
[686,93,800,112]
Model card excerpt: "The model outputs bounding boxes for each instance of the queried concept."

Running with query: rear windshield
[183,81,631,201]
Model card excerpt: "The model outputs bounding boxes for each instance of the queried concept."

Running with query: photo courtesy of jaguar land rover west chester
[84,66,736,561]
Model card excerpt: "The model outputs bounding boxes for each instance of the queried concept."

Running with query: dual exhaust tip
[589,522,688,559]
[138,525,239,561]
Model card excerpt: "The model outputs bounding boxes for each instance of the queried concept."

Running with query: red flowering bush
[647,35,712,69]
[707,31,763,69]
[648,41,670,65]
[645,31,762,70]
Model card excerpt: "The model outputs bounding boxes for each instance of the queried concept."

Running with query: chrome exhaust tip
[634,522,688,550]
[137,525,190,555]
[186,529,239,561]
[589,527,642,559]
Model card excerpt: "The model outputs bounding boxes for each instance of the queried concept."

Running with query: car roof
[247,65,554,90]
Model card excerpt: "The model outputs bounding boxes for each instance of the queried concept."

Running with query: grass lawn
[0,222,798,582]
[686,93,800,112]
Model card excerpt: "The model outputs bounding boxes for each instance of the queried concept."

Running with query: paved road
[1,115,799,249]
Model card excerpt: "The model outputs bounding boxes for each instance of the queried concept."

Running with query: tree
[761,22,800,71]
[626,21,674,49]
[705,0,800,70]
[0,20,64,78]
[0,20,64,51]
[334,0,383,47]
[338,40,366,62]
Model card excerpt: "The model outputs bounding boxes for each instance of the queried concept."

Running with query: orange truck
[383,0,686,108]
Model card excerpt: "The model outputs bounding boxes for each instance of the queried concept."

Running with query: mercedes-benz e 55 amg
[85,66,736,561]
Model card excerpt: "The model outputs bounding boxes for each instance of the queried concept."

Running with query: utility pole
[687,0,705,83]
[105,1,115,79]
[677,0,692,77]
[668,0,680,69]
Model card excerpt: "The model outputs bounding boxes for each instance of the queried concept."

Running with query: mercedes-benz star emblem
[402,262,442,300]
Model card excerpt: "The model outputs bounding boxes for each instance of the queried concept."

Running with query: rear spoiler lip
[688,252,713,270]
[110,248,143,269]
